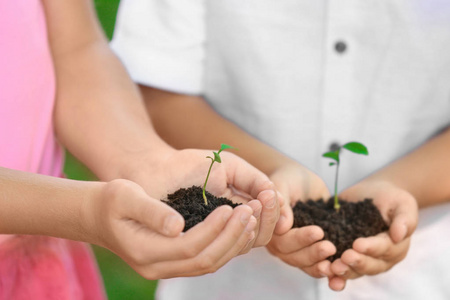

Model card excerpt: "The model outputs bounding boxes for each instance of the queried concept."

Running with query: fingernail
[278,215,286,226]
[319,272,327,278]
[319,249,329,259]
[348,257,360,267]
[241,212,251,226]
[399,224,408,241]
[222,207,233,222]
[253,206,262,219]
[263,190,277,208]
[245,216,257,233]
[358,246,367,254]
[164,215,183,235]
[248,231,256,241]
[309,230,322,242]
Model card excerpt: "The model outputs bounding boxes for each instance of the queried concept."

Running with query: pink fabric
[0,1,106,299]
[0,237,105,300]
[0,0,62,175]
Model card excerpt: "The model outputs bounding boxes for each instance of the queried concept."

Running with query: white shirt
[112,1,450,299]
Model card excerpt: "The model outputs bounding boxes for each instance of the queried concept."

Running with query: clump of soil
[162,185,239,232]
[292,198,389,261]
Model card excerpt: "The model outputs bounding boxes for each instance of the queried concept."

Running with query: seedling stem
[323,142,368,211]
[202,144,236,205]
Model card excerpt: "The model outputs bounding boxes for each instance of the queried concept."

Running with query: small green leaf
[218,143,237,153]
[342,142,369,155]
[329,162,336,166]
[213,152,222,163]
[322,151,339,163]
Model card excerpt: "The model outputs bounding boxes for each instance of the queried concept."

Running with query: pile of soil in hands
[292,198,389,261]
[162,185,239,232]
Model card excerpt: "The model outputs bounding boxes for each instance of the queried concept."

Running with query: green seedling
[323,141,369,211]
[203,144,237,205]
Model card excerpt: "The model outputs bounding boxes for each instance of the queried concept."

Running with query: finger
[329,258,354,277]
[338,249,387,278]
[186,212,258,276]
[187,204,255,268]
[371,188,417,243]
[147,205,256,278]
[240,200,262,250]
[246,199,263,221]
[126,205,234,264]
[223,153,275,199]
[125,190,184,237]
[141,217,256,280]
[328,276,347,291]
[177,205,239,258]
[218,214,258,258]
[274,191,294,235]
[252,189,279,246]
[269,226,324,254]
[275,240,336,268]
[301,259,333,278]
[341,239,410,276]
[388,201,417,243]
[352,232,392,257]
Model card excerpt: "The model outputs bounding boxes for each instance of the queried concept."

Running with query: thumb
[222,153,275,199]
[273,187,294,235]
[127,193,185,237]
[389,209,416,243]
[388,194,418,243]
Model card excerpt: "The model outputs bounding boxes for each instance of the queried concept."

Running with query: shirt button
[328,142,340,152]
[334,41,347,54]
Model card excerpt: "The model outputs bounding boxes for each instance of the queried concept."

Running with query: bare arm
[142,86,293,175]
[361,127,450,208]
[0,166,262,279]
[0,167,101,242]
[43,0,171,181]
[43,0,277,252]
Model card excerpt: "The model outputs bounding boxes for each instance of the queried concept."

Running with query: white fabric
[112,1,450,299]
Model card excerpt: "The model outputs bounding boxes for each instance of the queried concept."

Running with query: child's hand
[327,180,418,291]
[265,163,336,279]
[120,148,280,253]
[84,179,257,279]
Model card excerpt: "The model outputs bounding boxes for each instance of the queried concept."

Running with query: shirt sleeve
[110,0,205,95]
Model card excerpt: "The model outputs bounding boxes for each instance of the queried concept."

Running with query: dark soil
[292,198,389,261]
[162,185,239,232]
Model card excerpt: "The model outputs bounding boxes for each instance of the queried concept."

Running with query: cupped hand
[327,179,418,291]
[124,148,280,252]
[83,179,258,279]
[265,162,336,278]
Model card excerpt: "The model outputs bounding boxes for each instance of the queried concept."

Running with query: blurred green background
[63,0,158,299]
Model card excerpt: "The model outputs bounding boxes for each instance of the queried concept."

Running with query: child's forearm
[44,0,172,181]
[141,85,294,176]
[0,167,102,243]
[367,127,450,208]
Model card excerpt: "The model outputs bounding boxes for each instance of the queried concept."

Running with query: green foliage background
[63,1,158,299]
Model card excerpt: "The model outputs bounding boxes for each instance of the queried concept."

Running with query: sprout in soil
[203,144,237,205]
[322,141,369,211]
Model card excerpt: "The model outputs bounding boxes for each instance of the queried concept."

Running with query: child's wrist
[78,181,109,246]
[102,143,176,182]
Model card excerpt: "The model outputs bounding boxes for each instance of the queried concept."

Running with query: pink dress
[0,0,106,299]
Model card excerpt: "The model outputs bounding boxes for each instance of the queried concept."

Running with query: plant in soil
[162,144,240,232]
[323,142,369,211]
[292,141,389,261]
[202,144,236,205]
